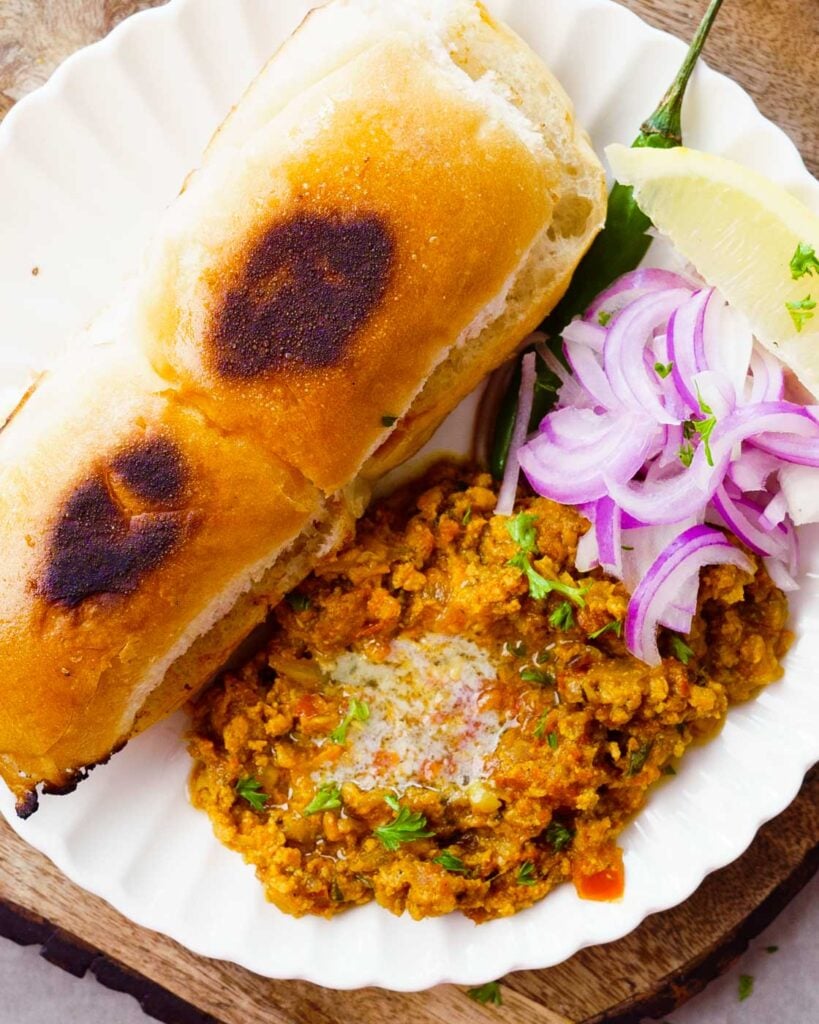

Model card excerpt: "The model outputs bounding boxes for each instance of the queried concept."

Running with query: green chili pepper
[490,0,724,479]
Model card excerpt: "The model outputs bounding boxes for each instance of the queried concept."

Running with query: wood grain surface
[0,2,817,1023]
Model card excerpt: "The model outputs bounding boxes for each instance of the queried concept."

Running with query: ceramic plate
[0,0,817,991]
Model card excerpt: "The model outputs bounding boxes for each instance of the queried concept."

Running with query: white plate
[1,0,818,992]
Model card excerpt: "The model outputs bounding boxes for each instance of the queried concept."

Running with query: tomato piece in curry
[188,463,790,922]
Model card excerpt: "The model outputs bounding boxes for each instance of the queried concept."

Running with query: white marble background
[0,871,816,1024]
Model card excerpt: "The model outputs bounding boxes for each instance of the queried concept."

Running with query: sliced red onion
[710,486,787,559]
[534,342,591,410]
[667,288,713,412]
[691,369,737,419]
[760,491,788,530]
[564,340,620,410]
[562,320,606,353]
[605,446,725,525]
[521,414,657,504]
[626,526,754,666]
[702,298,754,399]
[764,557,800,592]
[747,346,785,403]
[604,290,691,424]
[584,269,693,322]
[576,525,600,573]
[727,449,780,492]
[496,352,536,516]
[752,431,819,467]
[595,496,622,576]
[658,602,696,633]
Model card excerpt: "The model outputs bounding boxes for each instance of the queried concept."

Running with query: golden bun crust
[0,342,322,803]
[0,0,605,810]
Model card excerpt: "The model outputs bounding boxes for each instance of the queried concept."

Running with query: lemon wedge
[606,144,819,397]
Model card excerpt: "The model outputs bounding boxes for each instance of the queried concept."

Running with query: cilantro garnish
[547,731,559,751]
[738,974,754,1002]
[466,981,503,1006]
[693,386,717,467]
[374,795,435,851]
[786,295,816,332]
[790,242,819,280]
[520,667,555,685]
[670,636,694,665]
[545,820,574,852]
[285,591,310,612]
[328,698,369,745]
[588,620,622,640]
[434,850,469,874]
[516,861,537,886]
[506,514,588,606]
[625,741,652,777]
[598,310,612,326]
[304,781,342,816]
[678,443,695,468]
[654,361,673,378]
[462,505,472,526]
[533,711,549,739]
[549,601,575,630]
[235,776,267,812]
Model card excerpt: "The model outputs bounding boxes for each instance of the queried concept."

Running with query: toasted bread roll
[0,0,605,812]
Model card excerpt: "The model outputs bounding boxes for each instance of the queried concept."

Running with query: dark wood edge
[0,899,218,1024]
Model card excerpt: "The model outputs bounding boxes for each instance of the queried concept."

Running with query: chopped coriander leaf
[678,443,694,468]
[670,636,694,665]
[434,851,468,874]
[598,310,612,326]
[682,419,697,440]
[517,860,537,886]
[506,515,588,605]
[466,981,503,1006]
[520,667,554,685]
[328,698,370,745]
[621,545,634,551]
[545,820,574,852]
[786,295,816,332]
[462,505,472,526]
[510,639,528,657]
[549,601,575,630]
[533,711,549,739]
[285,591,310,612]
[506,512,539,552]
[547,731,559,751]
[588,620,622,640]
[765,945,779,954]
[374,796,435,851]
[381,414,398,427]
[304,781,342,816]
[626,741,652,777]
[654,361,673,378]
[695,385,714,416]
[694,415,717,467]
[738,974,754,1002]
[790,242,819,280]
[235,776,267,812]
[661,763,677,776]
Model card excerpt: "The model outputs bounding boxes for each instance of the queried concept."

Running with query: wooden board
[0,2,817,1022]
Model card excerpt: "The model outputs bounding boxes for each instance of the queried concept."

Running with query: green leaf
[533,712,549,740]
[670,636,695,665]
[678,443,695,468]
[626,741,652,777]
[434,851,469,874]
[547,731,559,751]
[328,698,370,745]
[549,601,575,631]
[597,310,612,326]
[654,361,673,378]
[381,414,398,427]
[466,981,503,1006]
[588,620,622,640]
[790,242,819,280]
[285,591,310,612]
[545,820,574,852]
[506,512,539,552]
[304,782,342,816]
[374,797,435,851]
[738,974,754,1002]
[786,294,817,332]
[516,860,537,886]
[462,505,472,526]
[520,667,555,685]
[235,776,268,812]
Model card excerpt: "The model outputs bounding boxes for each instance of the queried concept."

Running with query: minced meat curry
[187,462,791,922]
